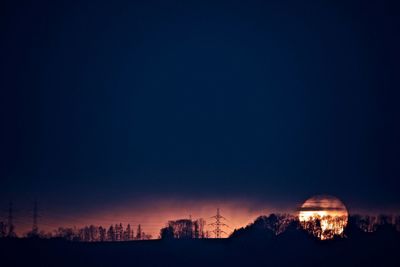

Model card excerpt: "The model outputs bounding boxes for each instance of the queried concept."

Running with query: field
[1,229,399,267]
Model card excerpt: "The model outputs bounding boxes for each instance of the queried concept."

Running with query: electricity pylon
[209,208,229,238]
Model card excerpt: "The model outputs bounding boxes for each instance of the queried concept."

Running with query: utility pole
[32,200,38,235]
[209,208,229,238]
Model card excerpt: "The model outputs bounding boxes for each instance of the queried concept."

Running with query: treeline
[160,218,209,239]
[230,213,400,239]
[53,223,152,242]
[351,214,400,232]
[1,214,400,241]
[0,222,151,241]
[229,214,297,239]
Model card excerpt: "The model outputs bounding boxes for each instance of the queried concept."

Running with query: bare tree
[107,225,115,241]
[99,226,106,241]
[136,224,142,240]
[54,227,76,241]
[124,224,133,241]
[0,222,7,238]
[160,218,206,239]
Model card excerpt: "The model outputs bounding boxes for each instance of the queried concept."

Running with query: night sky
[1,0,400,235]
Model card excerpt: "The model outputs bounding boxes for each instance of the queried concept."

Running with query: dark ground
[1,229,399,267]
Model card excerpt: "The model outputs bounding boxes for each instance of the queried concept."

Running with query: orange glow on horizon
[15,199,280,238]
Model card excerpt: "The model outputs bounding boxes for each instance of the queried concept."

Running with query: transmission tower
[209,208,229,238]
[32,200,38,235]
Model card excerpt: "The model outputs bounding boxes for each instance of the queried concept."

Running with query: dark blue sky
[1,0,400,216]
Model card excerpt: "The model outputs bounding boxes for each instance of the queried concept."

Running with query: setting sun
[299,195,348,240]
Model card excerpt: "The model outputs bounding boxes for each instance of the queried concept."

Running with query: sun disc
[298,195,348,240]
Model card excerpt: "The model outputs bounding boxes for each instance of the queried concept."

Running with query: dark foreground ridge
[1,225,399,267]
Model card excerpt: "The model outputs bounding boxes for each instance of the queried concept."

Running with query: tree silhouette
[107,225,115,241]
[124,224,133,241]
[160,225,174,239]
[54,227,76,241]
[136,224,142,240]
[160,218,206,239]
[0,222,6,238]
[99,226,106,241]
